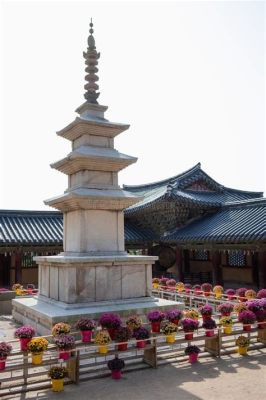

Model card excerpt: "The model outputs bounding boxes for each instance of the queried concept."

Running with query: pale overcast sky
[0,0,265,210]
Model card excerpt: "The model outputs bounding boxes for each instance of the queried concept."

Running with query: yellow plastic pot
[153,283,159,289]
[215,293,222,299]
[31,352,43,365]
[166,334,175,344]
[51,378,64,392]
[223,326,232,334]
[238,346,248,355]
[98,345,108,354]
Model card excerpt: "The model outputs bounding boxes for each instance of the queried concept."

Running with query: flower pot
[136,340,146,348]
[151,321,161,333]
[98,345,108,354]
[31,352,43,365]
[205,330,214,337]
[204,292,211,297]
[117,343,128,351]
[227,295,235,300]
[166,334,175,344]
[221,312,231,317]
[153,283,159,289]
[258,322,266,329]
[111,370,122,380]
[81,330,92,343]
[215,293,222,299]
[19,337,31,351]
[188,353,199,363]
[0,357,7,370]
[185,289,191,294]
[238,346,248,355]
[223,326,232,334]
[107,328,116,340]
[185,332,193,340]
[172,319,180,326]
[59,350,70,361]
[51,378,64,392]
[202,315,212,322]
[243,324,251,332]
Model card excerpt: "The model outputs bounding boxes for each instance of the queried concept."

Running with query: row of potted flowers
[152,279,266,301]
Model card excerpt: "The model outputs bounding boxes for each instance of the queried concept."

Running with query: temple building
[1,162,265,289]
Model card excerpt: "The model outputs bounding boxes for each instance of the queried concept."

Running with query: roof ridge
[123,162,201,190]
[0,209,62,216]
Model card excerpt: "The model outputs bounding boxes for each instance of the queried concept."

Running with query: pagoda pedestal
[12,23,180,333]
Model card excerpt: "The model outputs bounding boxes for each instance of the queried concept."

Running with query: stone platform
[12,295,182,335]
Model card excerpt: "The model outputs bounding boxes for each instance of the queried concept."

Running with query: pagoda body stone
[12,22,180,333]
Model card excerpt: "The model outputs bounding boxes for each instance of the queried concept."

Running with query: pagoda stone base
[35,255,157,303]
[12,296,182,335]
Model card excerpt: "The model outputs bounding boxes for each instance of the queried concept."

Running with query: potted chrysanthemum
[147,310,165,333]
[107,355,125,380]
[234,302,247,314]
[201,283,212,297]
[238,310,256,331]
[166,279,176,291]
[161,322,178,343]
[132,327,150,348]
[0,342,12,371]
[165,309,183,325]
[257,289,266,299]
[54,334,75,360]
[52,322,71,337]
[225,288,236,300]
[98,313,122,340]
[245,289,256,300]
[176,282,185,292]
[184,283,192,294]
[14,325,36,351]
[199,304,213,321]
[193,284,202,295]
[94,330,111,354]
[236,287,248,302]
[75,318,95,343]
[217,303,234,317]
[219,316,233,334]
[125,315,142,331]
[152,277,160,289]
[202,318,217,337]
[27,337,49,365]
[184,309,199,320]
[181,318,199,340]
[184,345,200,363]
[213,285,223,299]
[48,366,68,392]
[235,335,250,355]
[114,326,132,351]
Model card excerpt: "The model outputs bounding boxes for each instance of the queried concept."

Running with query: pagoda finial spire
[83,19,100,104]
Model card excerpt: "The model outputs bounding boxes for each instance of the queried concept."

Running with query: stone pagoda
[12,21,177,334]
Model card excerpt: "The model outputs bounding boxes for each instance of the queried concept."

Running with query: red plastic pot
[243,324,251,332]
[0,357,6,370]
[205,330,214,337]
[117,343,128,351]
[19,337,31,352]
[59,350,70,361]
[189,353,199,363]
[111,370,122,379]
[81,330,92,343]
[185,332,193,340]
[107,328,117,340]
[136,340,146,348]
[151,321,161,333]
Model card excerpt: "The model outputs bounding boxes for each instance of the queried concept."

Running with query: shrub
[52,323,71,337]
[181,318,199,332]
[201,283,212,292]
[217,303,234,314]
[161,322,178,335]
[147,310,165,322]
[246,300,262,314]
[94,330,111,345]
[54,334,75,350]
[202,318,217,330]
[236,288,247,298]
[199,304,213,316]
[113,327,132,343]
[126,315,142,330]
[27,337,49,353]
[245,289,256,299]
[257,289,266,299]
[99,313,122,329]
[166,279,176,287]
[107,356,125,371]
[48,366,68,379]
[238,310,256,324]
[0,342,12,358]
[75,318,95,331]
[184,345,200,355]
[159,277,168,286]
[152,278,160,284]
[235,336,250,348]
[219,316,233,326]
[225,288,235,296]
[132,327,150,340]
[213,285,223,292]
[165,309,183,322]
[14,325,36,339]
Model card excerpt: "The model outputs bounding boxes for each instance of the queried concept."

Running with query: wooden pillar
[15,251,22,283]
[252,252,259,288]
[176,247,184,282]
[212,250,222,285]
[257,251,266,288]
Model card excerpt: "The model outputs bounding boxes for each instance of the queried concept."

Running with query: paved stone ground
[1,316,266,400]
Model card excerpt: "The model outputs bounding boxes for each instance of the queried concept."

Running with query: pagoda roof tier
[51,146,137,175]
[57,117,130,142]
[44,188,141,212]
[124,163,263,215]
